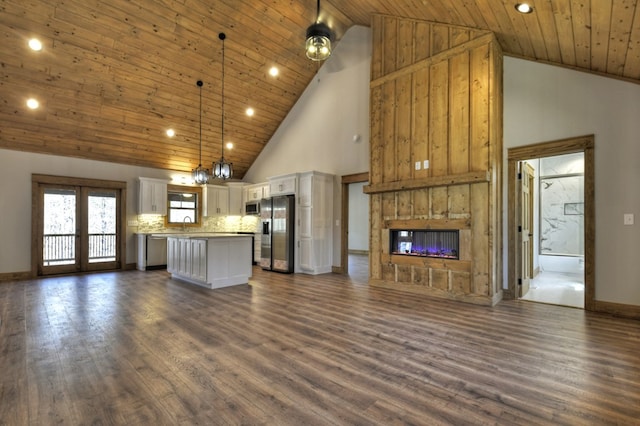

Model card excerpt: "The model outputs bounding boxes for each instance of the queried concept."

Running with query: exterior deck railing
[43,233,116,264]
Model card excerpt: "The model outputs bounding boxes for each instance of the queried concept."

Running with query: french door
[33,175,125,276]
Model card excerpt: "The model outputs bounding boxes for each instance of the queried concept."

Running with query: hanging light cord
[316,0,320,22]
[220,32,226,161]
[198,81,203,166]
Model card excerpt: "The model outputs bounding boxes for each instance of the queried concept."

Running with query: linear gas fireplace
[390,229,459,260]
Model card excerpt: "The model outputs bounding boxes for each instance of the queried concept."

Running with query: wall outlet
[415,161,421,170]
[423,160,429,169]
[623,213,634,225]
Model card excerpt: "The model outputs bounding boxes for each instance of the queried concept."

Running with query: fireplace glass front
[390,229,459,260]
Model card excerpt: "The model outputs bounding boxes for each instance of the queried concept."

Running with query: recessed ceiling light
[26,98,40,109]
[246,107,254,117]
[226,142,233,150]
[166,128,175,137]
[28,38,42,51]
[515,3,534,13]
[269,66,279,77]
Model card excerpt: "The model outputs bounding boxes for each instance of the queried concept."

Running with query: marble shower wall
[539,153,584,256]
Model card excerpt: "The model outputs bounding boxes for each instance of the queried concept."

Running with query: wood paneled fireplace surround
[365,16,503,306]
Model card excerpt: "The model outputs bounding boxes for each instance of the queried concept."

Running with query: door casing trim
[31,174,127,277]
[506,135,594,310]
[338,172,369,275]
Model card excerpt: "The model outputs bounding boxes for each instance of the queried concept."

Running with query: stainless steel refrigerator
[260,195,295,273]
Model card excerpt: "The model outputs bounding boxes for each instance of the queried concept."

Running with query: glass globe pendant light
[212,32,233,180]
[305,0,332,61]
[192,80,210,185]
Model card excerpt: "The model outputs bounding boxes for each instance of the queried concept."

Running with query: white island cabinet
[166,234,252,289]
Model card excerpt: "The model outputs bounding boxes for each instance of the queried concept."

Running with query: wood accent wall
[365,15,503,305]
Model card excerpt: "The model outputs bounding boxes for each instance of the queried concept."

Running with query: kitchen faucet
[183,216,192,232]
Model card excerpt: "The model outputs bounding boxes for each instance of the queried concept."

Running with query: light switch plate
[423,160,429,169]
[127,220,139,227]
[415,161,421,170]
[623,213,634,225]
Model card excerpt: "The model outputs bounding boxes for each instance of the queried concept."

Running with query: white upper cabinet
[226,182,245,216]
[138,177,168,215]
[269,174,297,196]
[203,185,229,216]
[244,182,269,202]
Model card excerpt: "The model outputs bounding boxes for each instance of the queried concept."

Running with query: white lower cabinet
[167,237,178,274]
[190,239,208,283]
[178,237,190,277]
[167,235,252,288]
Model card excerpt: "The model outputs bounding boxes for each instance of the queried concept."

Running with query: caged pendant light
[192,80,210,185]
[212,32,233,180]
[305,0,333,61]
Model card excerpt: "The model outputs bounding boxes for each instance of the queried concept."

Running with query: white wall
[243,26,372,266]
[243,26,371,183]
[504,56,640,305]
[0,149,187,273]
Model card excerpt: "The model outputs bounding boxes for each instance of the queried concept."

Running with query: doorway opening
[340,173,369,281]
[32,174,127,276]
[507,136,594,310]
[519,153,585,308]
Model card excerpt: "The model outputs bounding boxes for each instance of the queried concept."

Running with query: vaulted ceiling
[2,0,639,179]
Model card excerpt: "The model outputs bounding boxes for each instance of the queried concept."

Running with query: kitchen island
[165,233,252,289]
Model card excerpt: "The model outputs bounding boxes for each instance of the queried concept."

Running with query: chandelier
[191,80,210,184]
[212,32,233,180]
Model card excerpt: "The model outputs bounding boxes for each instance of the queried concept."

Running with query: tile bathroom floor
[521,271,585,309]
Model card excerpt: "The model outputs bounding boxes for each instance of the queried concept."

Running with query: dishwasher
[137,234,167,270]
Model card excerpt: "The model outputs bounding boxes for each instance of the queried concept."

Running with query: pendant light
[305,0,332,61]
[212,32,233,180]
[192,80,210,185]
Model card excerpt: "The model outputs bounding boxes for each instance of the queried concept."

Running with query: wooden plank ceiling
[1,0,639,179]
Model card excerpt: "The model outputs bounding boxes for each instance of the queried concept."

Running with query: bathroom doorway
[518,154,585,308]
[507,136,595,310]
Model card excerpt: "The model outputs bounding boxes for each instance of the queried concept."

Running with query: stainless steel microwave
[245,200,260,215]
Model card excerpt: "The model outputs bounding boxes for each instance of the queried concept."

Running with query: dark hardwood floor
[1,260,639,425]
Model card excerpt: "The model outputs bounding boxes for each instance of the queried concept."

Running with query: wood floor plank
[0,262,639,425]
[0,283,28,425]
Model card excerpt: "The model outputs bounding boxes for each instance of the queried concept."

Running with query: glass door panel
[86,190,118,269]
[41,186,80,275]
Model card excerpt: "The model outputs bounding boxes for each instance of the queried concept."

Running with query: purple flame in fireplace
[392,230,459,259]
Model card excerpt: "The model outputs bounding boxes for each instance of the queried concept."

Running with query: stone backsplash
[136,215,260,234]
